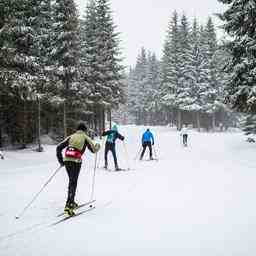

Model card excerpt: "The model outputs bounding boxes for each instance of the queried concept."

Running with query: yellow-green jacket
[56,130,100,164]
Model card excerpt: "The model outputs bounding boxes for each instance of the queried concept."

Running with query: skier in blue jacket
[140,128,154,160]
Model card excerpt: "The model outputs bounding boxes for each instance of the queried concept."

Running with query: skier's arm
[102,130,114,137]
[56,137,69,166]
[82,134,100,154]
[116,132,124,141]
[151,133,155,145]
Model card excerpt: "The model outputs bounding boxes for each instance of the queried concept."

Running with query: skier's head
[146,128,150,132]
[112,124,118,131]
[76,122,87,132]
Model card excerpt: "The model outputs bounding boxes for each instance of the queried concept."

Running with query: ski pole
[134,147,142,161]
[97,138,105,168]
[122,141,131,170]
[90,152,98,202]
[15,165,63,219]
[153,145,158,160]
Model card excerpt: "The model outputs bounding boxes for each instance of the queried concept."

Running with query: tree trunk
[102,108,105,132]
[37,97,43,151]
[63,100,67,138]
[109,108,112,129]
[177,109,182,130]
[212,113,216,132]
[22,101,27,148]
[196,111,201,132]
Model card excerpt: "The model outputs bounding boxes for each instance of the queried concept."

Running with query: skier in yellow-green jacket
[56,123,100,216]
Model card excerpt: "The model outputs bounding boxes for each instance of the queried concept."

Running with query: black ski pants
[183,134,188,146]
[104,141,118,168]
[140,141,152,159]
[64,161,82,207]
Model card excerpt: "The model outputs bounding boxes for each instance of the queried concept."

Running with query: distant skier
[180,124,188,147]
[56,122,100,216]
[102,124,124,171]
[140,128,155,160]
[0,150,4,159]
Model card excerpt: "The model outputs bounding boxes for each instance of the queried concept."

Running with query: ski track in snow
[1,126,256,255]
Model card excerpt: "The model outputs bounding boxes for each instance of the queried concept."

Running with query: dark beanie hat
[77,122,87,131]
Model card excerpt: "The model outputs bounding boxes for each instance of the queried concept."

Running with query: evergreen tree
[160,11,180,112]
[80,0,125,131]
[80,0,98,105]
[50,0,81,137]
[187,19,206,130]
[145,52,161,124]
[218,0,256,113]
[176,14,194,129]
[133,47,148,124]
[0,0,44,145]
[94,0,125,107]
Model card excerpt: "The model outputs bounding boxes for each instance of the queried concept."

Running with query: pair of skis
[52,200,96,225]
[101,167,130,172]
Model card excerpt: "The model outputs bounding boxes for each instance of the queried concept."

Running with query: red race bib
[65,148,82,159]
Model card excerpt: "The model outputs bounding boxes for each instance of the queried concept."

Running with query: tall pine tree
[218,0,256,113]
[50,0,80,137]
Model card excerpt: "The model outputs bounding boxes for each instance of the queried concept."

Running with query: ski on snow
[52,205,96,226]
[56,199,96,218]
[99,167,130,172]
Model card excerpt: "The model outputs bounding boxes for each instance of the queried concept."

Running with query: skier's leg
[65,161,81,207]
[140,144,146,160]
[184,134,188,146]
[111,144,119,169]
[104,143,110,168]
[148,143,153,159]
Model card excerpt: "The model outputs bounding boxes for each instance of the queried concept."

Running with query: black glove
[121,136,125,141]
[59,161,64,167]
[152,142,154,145]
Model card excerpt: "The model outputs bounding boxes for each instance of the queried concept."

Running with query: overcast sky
[74,0,225,67]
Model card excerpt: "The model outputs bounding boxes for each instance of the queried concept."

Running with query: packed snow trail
[1,126,256,255]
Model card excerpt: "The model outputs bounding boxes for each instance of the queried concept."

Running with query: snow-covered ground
[1,125,256,256]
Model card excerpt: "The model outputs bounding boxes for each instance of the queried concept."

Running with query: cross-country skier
[140,128,154,160]
[56,122,100,216]
[102,124,124,171]
[0,150,4,159]
[180,124,188,146]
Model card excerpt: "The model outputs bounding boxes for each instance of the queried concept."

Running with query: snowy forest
[126,14,235,130]
[0,0,256,148]
[0,0,125,148]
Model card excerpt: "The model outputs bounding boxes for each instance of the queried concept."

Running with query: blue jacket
[142,130,154,144]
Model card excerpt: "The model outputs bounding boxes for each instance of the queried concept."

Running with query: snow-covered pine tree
[201,17,220,130]
[241,114,256,136]
[127,67,139,123]
[80,0,124,131]
[0,0,44,145]
[159,11,180,126]
[50,0,80,137]
[188,18,205,131]
[218,0,256,114]
[94,0,125,118]
[80,0,97,107]
[145,52,161,125]
[134,47,148,124]
[176,14,193,129]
